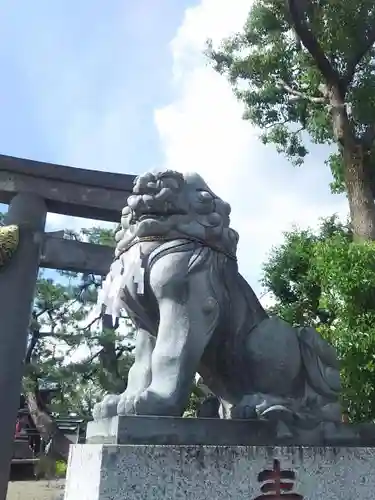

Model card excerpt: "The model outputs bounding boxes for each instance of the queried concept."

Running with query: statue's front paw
[93,394,121,420]
[133,389,181,417]
[117,394,137,416]
[116,388,183,416]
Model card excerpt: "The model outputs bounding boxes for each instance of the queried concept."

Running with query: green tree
[208,0,375,240]
[262,215,375,422]
[23,224,134,460]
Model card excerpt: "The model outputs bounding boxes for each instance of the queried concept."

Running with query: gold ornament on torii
[0,224,19,268]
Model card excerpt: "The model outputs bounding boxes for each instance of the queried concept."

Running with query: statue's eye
[146,181,158,191]
[198,191,212,202]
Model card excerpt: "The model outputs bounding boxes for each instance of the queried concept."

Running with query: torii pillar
[0,193,46,500]
[0,154,134,500]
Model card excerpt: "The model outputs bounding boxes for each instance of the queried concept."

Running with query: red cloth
[15,420,21,437]
[15,415,28,437]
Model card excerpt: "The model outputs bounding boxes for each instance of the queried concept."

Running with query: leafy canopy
[262,215,375,422]
[208,0,375,192]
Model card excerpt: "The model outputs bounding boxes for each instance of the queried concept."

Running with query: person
[14,409,41,454]
[14,413,29,438]
[14,418,21,437]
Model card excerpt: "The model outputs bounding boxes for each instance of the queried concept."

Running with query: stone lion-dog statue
[93,170,341,435]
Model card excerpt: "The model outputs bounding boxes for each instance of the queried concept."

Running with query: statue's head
[114,170,239,258]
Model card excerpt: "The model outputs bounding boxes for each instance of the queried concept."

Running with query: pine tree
[21,224,134,460]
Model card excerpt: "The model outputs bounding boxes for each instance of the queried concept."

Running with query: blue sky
[0,0,348,297]
[0,0,192,173]
[0,0,196,284]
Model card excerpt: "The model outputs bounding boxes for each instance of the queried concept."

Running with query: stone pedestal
[65,443,375,499]
[64,416,375,500]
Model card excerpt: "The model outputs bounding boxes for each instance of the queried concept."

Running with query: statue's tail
[298,326,341,401]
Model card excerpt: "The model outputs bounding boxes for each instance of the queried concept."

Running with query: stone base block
[64,444,375,500]
[85,415,375,447]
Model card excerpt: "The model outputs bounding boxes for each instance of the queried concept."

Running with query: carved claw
[117,394,137,416]
[93,394,121,420]
[131,389,182,417]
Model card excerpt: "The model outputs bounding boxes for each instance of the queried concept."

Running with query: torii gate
[0,154,135,499]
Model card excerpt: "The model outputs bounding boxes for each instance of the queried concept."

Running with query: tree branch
[25,383,71,462]
[265,119,290,129]
[286,0,342,93]
[81,344,134,383]
[82,313,102,331]
[25,313,41,365]
[277,79,327,103]
[343,22,375,87]
[25,334,40,365]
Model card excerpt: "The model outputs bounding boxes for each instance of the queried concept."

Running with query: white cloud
[154,0,348,296]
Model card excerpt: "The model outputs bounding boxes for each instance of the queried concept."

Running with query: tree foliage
[27,225,135,418]
[262,215,375,422]
[208,0,375,239]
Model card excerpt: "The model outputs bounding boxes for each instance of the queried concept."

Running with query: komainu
[93,170,341,432]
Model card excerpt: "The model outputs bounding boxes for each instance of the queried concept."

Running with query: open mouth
[138,213,170,222]
[135,210,187,222]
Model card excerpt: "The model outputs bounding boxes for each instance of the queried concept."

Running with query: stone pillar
[0,193,46,500]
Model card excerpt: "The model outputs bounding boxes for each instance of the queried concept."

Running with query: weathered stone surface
[64,444,375,500]
[94,170,341,435]
[0,154,135,222]
[40,234,113,275]
[86,416,375,447]
[86,416,276,446]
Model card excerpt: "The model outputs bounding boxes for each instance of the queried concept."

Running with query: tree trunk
[343,143,375,241]
[328,84,375,241]
[25,389,71,462]
[25,327,72,463]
